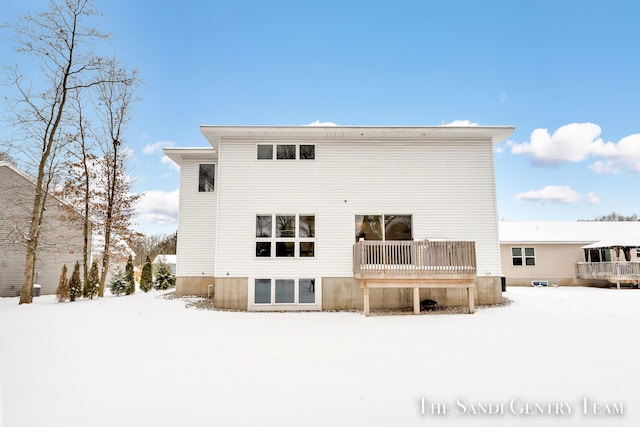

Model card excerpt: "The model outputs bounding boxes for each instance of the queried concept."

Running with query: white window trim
[197,163,216,193]
[255,214,316,259]
[249,277,322,311]
[511,246,536,266]
[255,143,316,160]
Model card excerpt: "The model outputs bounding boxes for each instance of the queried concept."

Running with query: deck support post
[363,286,370,316]
[467,286,475,314]
[413,287,420,314]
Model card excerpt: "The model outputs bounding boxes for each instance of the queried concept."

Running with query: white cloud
[135,189,179,226]
[508,123,640,173]
[143,140,175,154]
[514,185,583,204]
[587,192,601,205]
[305,121,337,126]
[499,93,507,104]
[161,155,180,171]
[444,120,478,127]
[588,133,640,174]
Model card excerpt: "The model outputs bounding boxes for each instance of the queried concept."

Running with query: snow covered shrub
[140,256,153,293]
[68,261,82,302]
[109,271,127,296]
[84,260,99,299]
[125,255,135,295]
[153,260,175,290]
[55,264,69,303]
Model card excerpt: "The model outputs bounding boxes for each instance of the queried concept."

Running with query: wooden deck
[576,261,640,288]
[353,240,477,315]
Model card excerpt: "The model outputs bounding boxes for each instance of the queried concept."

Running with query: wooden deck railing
[576,262,640,282]
[353,240,477,279]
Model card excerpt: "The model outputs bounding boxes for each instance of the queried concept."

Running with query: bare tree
[92,59,141,297]
[129,232,177,266]
[0,151,16,165]
[55,89,97,288]
[581,211,640,222]
[3,0,111,304]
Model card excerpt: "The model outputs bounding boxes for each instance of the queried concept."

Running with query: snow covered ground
[1,286,638,427]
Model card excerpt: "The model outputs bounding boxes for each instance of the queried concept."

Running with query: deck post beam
[413,287,420,314]
[467,286,475,314]
[363,286,370,316]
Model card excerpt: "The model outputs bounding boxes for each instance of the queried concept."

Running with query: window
[275,279,295,303]
[532,280,548,287]
[257,145,273,159]
[256,214,315,258]
[276,144,296,159]
[254,278,316,304]
[355,215,412,241]
[255,279,271,303]
[198,164,215,192]
[512,247,535,266]
[256,144,315,160]
[299,279,315,303]
[300,145,315,160]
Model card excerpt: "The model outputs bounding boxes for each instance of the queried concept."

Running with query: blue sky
[2,0,640,235]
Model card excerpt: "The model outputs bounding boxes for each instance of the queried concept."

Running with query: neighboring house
[152,254,177,275]
[164,125,514,311]
[499,221,640,288]
[0,162,88,296]
[90,234,136,282]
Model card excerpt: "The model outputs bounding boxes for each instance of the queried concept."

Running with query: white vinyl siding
[175,158,217,277]
[214,138,501,280]
[0,164,87,296]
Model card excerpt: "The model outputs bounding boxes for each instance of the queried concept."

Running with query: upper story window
[257,145,273,160]
[355,215,412,241]
[256,214,315,258]
[512,247,535,266]
[300,145,315,159]
[276,145,296,159]
[257,144,315,160]
[198,164,215,192]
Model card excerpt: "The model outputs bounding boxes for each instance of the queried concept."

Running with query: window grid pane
[255,279,271,304]
[276,215,296,237]
[256,242,271,257]
[257,145,273,159]
[299,279,315,303]
[300,145,315,160]
[355,215,383,241]
[299,215,315,238]
[299,242,314,257]
[276,145,296,159]
[384,215,412,241]
[256,215,272,237]
[276,242,295,257]
[275,279,295,303]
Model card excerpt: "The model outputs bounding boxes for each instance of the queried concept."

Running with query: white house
[164,125,514,312]
[499,221,640,288]
[0,161,88,296]
[152,254,177,275]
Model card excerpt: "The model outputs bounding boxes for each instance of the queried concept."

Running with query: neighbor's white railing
[576,261,640,281]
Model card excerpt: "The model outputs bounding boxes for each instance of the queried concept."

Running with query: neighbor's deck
[353,240,477,315]
[576,262,640,288]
